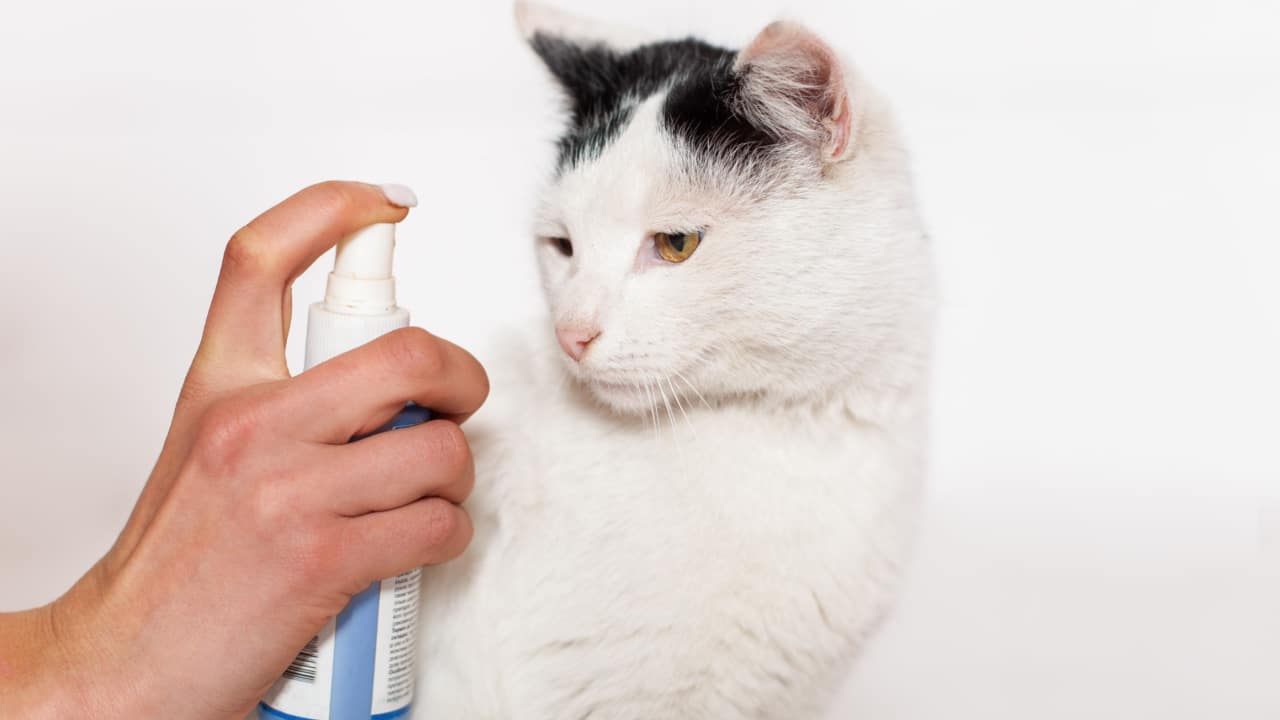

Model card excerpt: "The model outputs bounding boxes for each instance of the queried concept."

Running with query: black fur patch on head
[530,33,782,173]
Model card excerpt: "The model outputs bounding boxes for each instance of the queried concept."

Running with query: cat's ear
[733,22,857,163]
[515,1,652,52]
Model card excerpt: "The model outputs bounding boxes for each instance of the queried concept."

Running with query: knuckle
[222,225,277,277]
[193,399,261,473]
[424,422,474,501]
[384,327,444,375]
[428,421,470,469]
[420,500,463,550]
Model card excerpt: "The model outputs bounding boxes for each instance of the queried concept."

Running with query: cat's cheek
[537,253,572,298]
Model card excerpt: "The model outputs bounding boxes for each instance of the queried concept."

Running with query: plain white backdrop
[2,0,1277,717]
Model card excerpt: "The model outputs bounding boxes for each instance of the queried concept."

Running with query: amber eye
[549,237,573,257]
[654,230,702,263]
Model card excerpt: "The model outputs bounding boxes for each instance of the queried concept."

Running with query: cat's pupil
[669,234,685,252]
[553,237,573,257]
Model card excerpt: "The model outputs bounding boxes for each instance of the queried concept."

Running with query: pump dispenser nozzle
[324,223,398,315]
[304,222,410,368]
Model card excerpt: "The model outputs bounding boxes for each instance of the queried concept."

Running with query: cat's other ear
[515,1,652,52]
[733,21,858,163]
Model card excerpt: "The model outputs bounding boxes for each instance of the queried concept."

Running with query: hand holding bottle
[0,181,488,720]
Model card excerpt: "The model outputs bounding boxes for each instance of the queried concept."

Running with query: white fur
[414,13,934,719]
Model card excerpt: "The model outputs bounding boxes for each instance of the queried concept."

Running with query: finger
[277,326,490,443]
[197,181,413,383]
[339,498,473,584]
[319,420,474,516]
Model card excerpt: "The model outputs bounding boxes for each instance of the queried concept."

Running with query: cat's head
[519,2,927,417]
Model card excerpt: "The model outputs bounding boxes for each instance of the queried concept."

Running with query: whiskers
[584,362,711,466]
[637,380,660,442]
[665,375,694,438]
[672,369,712,412]
[620,373,706,478]
[630,375,681,472]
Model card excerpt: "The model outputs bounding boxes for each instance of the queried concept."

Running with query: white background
[2,0,1278,717]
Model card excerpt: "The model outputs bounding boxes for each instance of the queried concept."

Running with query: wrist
[2,563,149,719]
[49,562,159,718]
[0,605,88,718]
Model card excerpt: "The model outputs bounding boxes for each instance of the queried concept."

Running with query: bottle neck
[323,272,397,315]
[304,303,411,370]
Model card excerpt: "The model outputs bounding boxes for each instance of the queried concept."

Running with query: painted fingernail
[378,183,419,208]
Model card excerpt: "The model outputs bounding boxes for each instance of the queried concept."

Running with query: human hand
[0,181,488,719]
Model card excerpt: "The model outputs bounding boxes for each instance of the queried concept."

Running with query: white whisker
[674,370,712,412]
[642,381,659,440]
[658,378,677,435]
[666,375,696,439]
[657,377,689,473]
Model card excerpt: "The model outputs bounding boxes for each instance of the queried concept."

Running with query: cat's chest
[480,395,884,549]
[456,394,909,665]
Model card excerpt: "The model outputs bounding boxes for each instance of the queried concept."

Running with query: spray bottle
[259,221,425,720]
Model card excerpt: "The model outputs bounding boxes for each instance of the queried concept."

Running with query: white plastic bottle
[259,222,424,720]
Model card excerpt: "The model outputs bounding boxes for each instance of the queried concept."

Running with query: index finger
[196,181,415,385]
[275,326,490,444]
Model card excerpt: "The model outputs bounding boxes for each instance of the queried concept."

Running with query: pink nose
[556,325,600,362]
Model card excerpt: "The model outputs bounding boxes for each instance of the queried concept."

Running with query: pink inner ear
[828,93,851,159]
[738,21,854,160]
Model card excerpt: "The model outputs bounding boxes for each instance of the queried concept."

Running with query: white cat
[416,3,934,717]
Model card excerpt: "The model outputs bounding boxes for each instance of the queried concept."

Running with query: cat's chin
[577,376,661,417]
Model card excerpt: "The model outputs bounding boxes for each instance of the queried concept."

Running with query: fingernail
[378,183,419,208]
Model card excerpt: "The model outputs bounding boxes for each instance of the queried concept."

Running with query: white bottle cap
[304,223,411,369]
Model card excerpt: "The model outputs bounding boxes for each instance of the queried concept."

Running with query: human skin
[0,181,489,719]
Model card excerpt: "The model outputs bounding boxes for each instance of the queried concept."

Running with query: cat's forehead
[549,95,676,226]
[543,92,765,237]
[530,33,781,177]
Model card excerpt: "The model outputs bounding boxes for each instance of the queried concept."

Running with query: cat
[416,3,934,717]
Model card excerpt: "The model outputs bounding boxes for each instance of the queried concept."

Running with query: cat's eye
[654,230,702,263]
[549,237,573,257]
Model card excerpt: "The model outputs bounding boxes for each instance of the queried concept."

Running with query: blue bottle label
[260,405,430,720]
